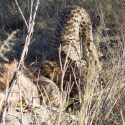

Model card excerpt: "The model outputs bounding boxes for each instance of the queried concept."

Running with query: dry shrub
[0,0,125,124]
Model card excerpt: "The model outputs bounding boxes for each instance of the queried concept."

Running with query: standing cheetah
[51,6,100,68]
[42,6,100,83]
[41,6,101,108]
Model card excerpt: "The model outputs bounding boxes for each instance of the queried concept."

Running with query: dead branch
[1,0,40,124]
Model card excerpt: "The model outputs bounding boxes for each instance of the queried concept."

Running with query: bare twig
[59,44,71,92]
[1,0,40,124]
[71,66,82,103]
[15,0,28,28]
[18,73,24,124]
[120,109,125,125]
[2,69,10,125]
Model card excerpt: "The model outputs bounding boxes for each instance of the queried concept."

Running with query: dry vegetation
[0,0,125,125]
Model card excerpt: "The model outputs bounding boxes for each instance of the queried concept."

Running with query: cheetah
[40,6,101,109]
[42,6,100,84]
[40,61,61,85]
[51,6,100,67]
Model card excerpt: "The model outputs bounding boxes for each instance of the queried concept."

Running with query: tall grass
[0,0,125,124]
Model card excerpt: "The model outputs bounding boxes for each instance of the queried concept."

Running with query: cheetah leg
[81,36,92,65]
[82,34,101,71]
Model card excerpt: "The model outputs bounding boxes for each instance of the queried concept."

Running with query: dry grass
[0,0,125,125]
